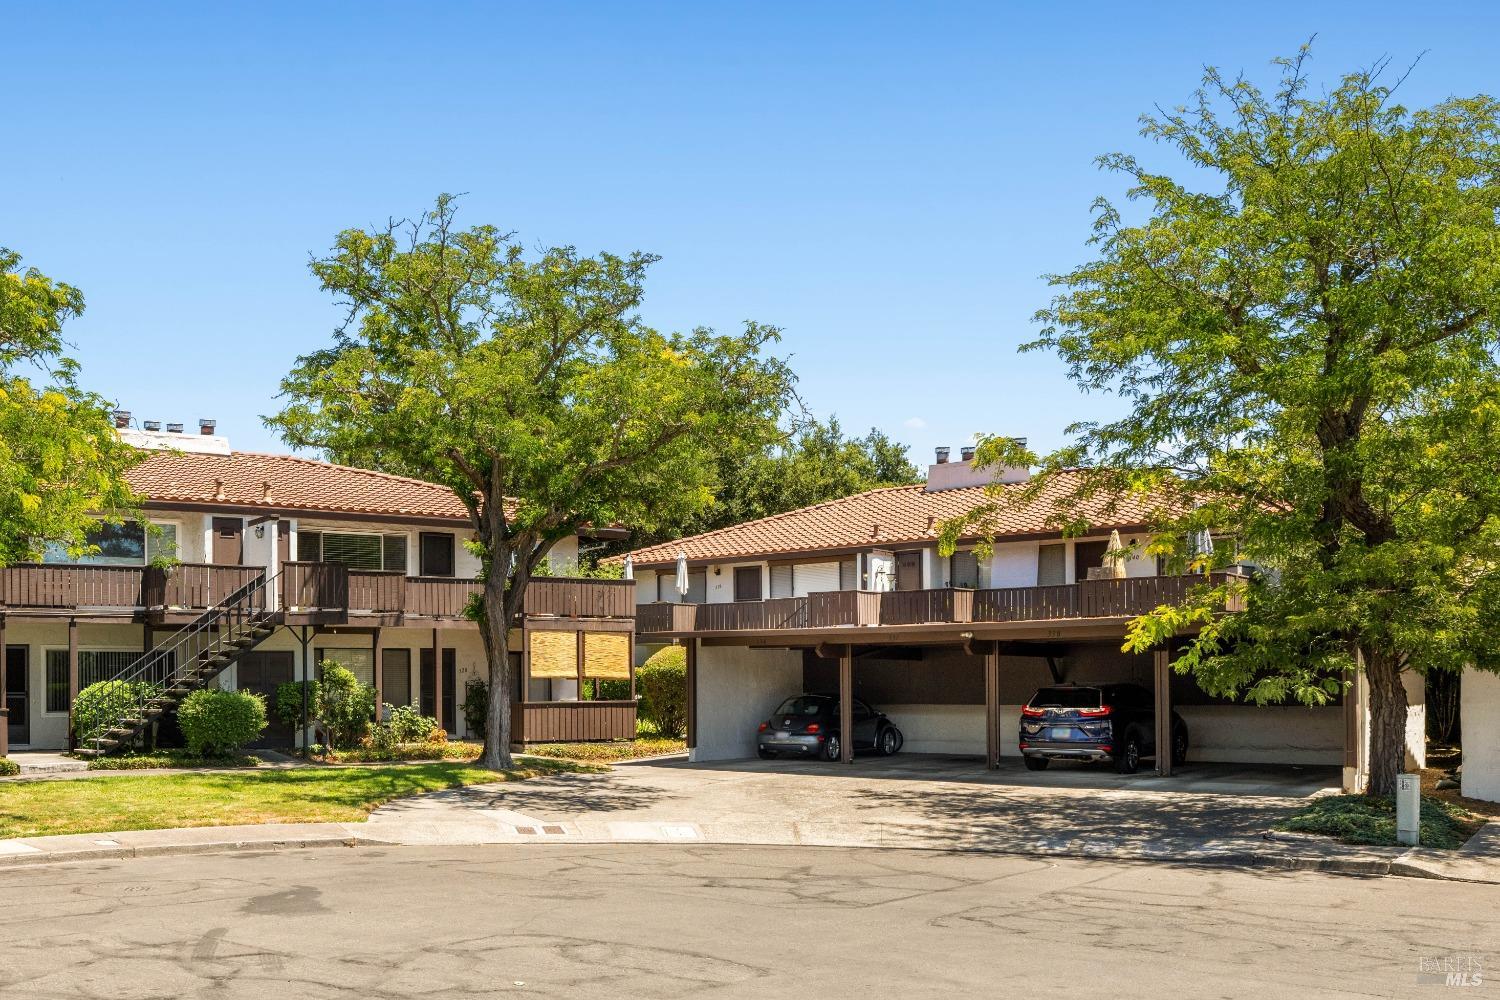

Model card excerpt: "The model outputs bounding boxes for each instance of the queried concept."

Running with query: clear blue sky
[4,2,1496,464]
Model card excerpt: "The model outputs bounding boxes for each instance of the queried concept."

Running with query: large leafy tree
[0,248,140,565]
[947,52,1500,795]
[668,416,920,538]
[269,196,796,769]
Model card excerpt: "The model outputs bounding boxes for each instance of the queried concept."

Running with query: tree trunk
[479,573,515,771]
[1363,645,1409,797]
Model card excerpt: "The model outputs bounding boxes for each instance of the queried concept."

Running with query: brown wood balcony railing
[523,577,635,619]
[0,564,146,610]
[404,577,481,618]
[347,569,407,614]
[511,699,637,743]
[144,563,264,610]
[280,561,349,612]
[880,588,974,625]
[635,574,1248,634]
[972,584,1080,622]
[807,590,882,628]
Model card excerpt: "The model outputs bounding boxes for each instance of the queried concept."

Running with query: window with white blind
[316,648,376,687]
[769,564,794,599]
[300,531,408,572]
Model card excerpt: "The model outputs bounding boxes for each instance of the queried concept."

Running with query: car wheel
[757,748,777,760]
[893,727,904,753]
[1172,728,1189,767]
[1023,755,1049,771]
[878,726,900,756]
[1115,733,1142,774]
[822,734,842,762]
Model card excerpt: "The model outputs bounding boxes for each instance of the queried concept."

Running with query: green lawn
[0,759,594,840]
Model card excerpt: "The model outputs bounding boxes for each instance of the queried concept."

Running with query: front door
[733,566,762,602]
[420,648,456,733]
[895,550,923,591]
[212,517,244,565]
[237,651,294,747]
[5,646,28,746]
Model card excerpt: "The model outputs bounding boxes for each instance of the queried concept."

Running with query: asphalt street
[0,844,1493,999]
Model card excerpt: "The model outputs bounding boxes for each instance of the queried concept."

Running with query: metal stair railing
[82,569,279,755]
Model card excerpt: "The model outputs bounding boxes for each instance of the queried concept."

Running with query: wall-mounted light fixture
[253,525,265,539]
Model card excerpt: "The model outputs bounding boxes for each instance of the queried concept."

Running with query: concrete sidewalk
[0,756,1493,881]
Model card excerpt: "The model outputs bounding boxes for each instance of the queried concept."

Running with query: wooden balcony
[0,564,146,612]
[635,574,1245,635]
[510,699,637,743]
[1,563,634,627]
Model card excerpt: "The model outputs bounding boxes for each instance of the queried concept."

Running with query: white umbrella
[622,554,634,581]
[675,549,690,599]
[1194,528,1215,573]
[1105,529,1128,579]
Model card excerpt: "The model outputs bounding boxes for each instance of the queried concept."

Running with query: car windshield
[1028,687,1101,709]
[773,696,830,716]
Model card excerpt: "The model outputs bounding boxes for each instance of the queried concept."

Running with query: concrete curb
[0,825,1434,880]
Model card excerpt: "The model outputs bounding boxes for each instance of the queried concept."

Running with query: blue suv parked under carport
[1019,682,1188,774]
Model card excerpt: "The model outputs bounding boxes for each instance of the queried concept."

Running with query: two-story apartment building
[627,448,1425,792]
[0,419,637,753]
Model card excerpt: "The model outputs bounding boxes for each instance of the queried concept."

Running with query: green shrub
[316,663,376,750]
[463,677,488,737]
[177,688,267,756]
[636,646,686,738]
[275,680,319,730]
[86,751,260,770]
[597,678,631,701]
[72,680,160,745]
[1277,793,1485,849]
[366,704,442,752]
[0,758,18,777]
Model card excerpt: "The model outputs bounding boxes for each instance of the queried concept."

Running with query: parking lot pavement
[363,753,1383,868]
[1,844,1492,999]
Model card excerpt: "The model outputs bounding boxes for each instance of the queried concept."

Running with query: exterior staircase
[76,571,279,757]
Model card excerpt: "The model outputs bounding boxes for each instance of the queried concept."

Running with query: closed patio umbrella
[1105,529,1128,579]
[622,554,634,581]
[1194,528,1215,573]
[675,549,690,599]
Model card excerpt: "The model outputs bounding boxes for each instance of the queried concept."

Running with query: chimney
[143,420,161,432]
[165,422,184,434]
[199,419,217,436]
[112,409,131,429]
[934,446,950,465]
[960,445,976,463]
[925,435,1031,492]
[214,478,226,502]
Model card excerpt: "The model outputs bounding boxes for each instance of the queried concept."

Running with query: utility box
[1396,772,1421,847]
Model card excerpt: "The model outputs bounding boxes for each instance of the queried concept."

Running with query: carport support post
[684,640,697,760]
[984,643,1001,770]
[1153,646,1173,777]
[839,645,854,764]
[66,618,78,751]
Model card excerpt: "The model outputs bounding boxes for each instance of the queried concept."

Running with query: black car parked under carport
[757,694,903,761]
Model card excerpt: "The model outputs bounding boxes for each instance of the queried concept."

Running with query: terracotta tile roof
[626,470,1175,567]
[126,449,486,522]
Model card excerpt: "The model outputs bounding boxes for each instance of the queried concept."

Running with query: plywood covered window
[528,630,578,679]
[582,632,630,679]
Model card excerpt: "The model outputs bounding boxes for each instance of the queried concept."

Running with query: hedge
[177,688,267,756]
[636,646,686,738]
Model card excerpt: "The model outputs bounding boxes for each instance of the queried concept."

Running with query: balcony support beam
[984,642,1001,770]
[66,618,78,751]
[684,639,698,758]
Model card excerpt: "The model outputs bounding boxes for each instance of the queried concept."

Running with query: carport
[681,621,1350,778]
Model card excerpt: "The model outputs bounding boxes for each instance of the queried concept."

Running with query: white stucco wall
[691,644,803,761]
[987,541,1040,587]
[1176,706,1343,765]
[1461,668,1500,803]
[3,620,150,749]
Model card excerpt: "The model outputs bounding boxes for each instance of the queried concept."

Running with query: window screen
[1037,543,1067,586]
[382,535,408,573]
[381,649,412,707]
[298,531,322,561]
[950,550,979,588]
[839,558,858,590]
[769,564,794,599]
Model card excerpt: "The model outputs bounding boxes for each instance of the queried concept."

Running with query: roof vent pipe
[113,409,131,429]
[960,445,976,462]
[934,446,950,464]
[199,419,216,436]
[143,420,161,432]
[165,422,184,433]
